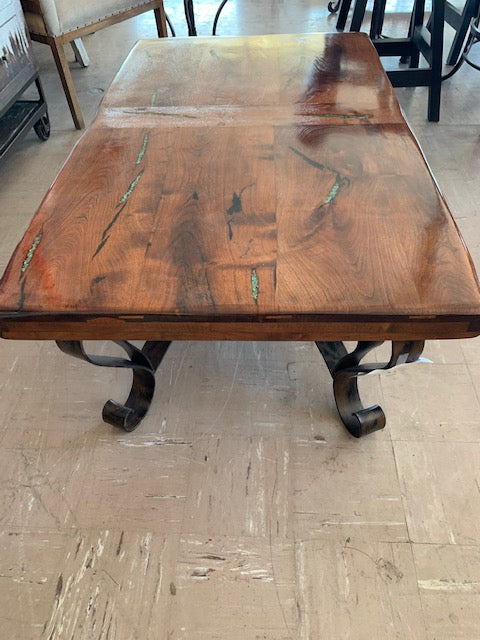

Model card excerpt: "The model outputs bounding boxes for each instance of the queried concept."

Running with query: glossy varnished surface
[0,33,479,340]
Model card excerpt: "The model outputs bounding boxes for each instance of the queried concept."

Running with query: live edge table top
[1,33,480,342]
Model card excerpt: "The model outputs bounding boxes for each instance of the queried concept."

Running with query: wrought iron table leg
[56,340,171,431]
[316,340,425,438]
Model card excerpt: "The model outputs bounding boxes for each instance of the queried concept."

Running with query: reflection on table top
[0,33,479,341]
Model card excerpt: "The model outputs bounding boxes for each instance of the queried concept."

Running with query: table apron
[0,317,478,341]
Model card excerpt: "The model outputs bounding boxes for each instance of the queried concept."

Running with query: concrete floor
[1,1,480,638]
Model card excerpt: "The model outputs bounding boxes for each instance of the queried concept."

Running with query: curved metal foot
[316,340,425,437]
[328,0,342,13]
[56,340,171,431]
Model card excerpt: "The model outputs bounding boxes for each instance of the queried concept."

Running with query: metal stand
[316,341,424,438]
[56,340,171,431]
[0,75,50,162]
[57,339,424,436]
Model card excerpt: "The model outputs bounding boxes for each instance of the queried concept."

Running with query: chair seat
[20,0,167,128]
[25,0,158,36]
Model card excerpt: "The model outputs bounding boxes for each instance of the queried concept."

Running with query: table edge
[1,312,479,341]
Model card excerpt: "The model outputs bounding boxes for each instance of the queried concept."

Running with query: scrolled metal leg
[316,340,425,438]
[56,340,171,431]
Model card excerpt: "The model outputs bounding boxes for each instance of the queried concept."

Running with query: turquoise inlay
[136,133,149,164]
[251,268,259,303]
[20,231,42,278]
[325,182,340,204]
[118,171,144,206]
[93,169,144,258]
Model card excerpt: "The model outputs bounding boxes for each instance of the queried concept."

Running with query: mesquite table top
[1,33,480,342]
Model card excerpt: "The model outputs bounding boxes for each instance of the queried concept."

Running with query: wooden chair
[20,0,168,129]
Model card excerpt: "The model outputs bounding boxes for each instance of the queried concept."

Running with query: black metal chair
[182,0,231,36]
[437,0,480,64]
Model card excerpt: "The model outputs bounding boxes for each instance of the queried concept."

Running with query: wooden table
[1,33,480,437]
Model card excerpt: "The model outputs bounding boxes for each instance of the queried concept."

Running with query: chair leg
[350,0,368,31]
[154,4,168,37]
[446,0,480,65]
[71,38,90,67]
[50,38,85,129]
[409,0,425,69]
[427,0,444,122]
[370,0,387,38]
[336,0,353,31]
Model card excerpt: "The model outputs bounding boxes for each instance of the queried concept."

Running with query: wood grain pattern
[0,33,479,340]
